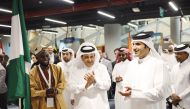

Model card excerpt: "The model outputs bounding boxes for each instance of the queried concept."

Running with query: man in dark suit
[47,46,60,64]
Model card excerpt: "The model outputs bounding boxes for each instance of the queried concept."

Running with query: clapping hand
[84,72,95,89]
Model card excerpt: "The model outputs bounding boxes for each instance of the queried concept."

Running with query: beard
[63,58,70,63]
[40,61,49,67]
[133,52,139,57]
[120,57,127,62]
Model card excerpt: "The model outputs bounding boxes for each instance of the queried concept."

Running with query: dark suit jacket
[54,54,60,64]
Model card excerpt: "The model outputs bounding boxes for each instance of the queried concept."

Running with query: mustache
[134,50,139,53]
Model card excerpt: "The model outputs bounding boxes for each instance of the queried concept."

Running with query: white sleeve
[169,64,182,95]
[171,85,176,94]
[179,86,190,99]
[68,68,86,94]
[112,64,119,82]
[128,62,170,102]
[179,72,190,99]
[129,87,165,102]
[158,45,163,55]
[169,66,177,94]
[94,65,111,91]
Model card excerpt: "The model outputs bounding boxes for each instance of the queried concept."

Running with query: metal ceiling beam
[25,0,142,18]
[0,0,142,22]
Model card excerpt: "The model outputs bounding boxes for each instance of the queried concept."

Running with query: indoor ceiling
[0,0,190,35]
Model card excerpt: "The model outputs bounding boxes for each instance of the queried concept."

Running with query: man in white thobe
[119,31,170,109]
[169,44,190,109]
[57,48,75,109]
[68,42,111,109]
[112,47,132,109]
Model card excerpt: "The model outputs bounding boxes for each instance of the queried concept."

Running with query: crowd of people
[0,31,190,109]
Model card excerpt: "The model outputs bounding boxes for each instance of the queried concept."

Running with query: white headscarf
[174,44,190,60]
[132,32,162,59]
[174,44,190,54]
[60,47,75,63]
[75,42,100,68]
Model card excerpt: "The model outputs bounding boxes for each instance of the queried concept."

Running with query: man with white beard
[57,48,75,109]
[68,42,111,109]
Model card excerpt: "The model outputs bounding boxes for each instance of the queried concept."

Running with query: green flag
[7,0,31,109]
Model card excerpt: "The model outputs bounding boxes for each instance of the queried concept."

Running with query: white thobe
[170,59,190,109]
[68,63,111,109]
[161,53,178,71]
[112,60,130,109]
[122,54,170,109]
[57,61,74,109]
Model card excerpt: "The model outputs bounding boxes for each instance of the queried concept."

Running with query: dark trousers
[166,101,172,109]
[108,82,116,99]
[0,92,8,109]
[166,97,172,109]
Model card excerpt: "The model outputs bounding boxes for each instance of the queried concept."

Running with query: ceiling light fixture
[127,22,138,29]
[38,1,43,4]
[132,7,140,13]
[83,26,96,29]
[0,24,11,28]
[45,18,67,25]
[42,30,58,34]
[168,1,178,11]
[62,0,74,4]
[97,11,115,19]
[0,8,12,13]
[88,24,97,27]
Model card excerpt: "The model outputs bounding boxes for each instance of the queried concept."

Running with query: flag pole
[8,0,31,109]
[19,98,22,109]
[128,31,132,52]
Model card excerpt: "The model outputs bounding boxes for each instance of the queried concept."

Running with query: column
[104,24,121,61]
[170,17,181,44]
